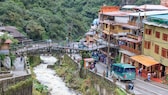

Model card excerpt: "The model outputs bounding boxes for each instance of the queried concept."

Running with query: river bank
[30,55,80,95]
[55,54,126,95]
[55,54,98,95]
[29,54,126,95]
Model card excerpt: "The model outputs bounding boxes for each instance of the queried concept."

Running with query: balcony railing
[127,34,138,40]
[100,20,115,24]
[128,21,137,26]
[100,49,114,59]
[120,45,141,55]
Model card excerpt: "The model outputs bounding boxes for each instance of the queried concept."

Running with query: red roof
[99,6,120,12]
[4,39,12,44]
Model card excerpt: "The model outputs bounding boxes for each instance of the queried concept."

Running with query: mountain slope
[0,0,159,41]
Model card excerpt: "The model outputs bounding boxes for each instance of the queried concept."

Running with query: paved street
[70,53,168,95]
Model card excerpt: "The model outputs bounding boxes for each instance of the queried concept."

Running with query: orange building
[99,6,120,13]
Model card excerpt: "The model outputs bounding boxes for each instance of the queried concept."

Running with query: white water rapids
[33,56,79,95]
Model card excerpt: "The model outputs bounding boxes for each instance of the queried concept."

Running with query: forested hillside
[0,0,160,41]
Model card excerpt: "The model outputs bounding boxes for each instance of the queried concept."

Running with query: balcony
[127,34,138,40]
[128,21,137,26]
[120,45,141,55]
[100,20,115,24]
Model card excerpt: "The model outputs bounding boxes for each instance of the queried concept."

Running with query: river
[33,56,79,95]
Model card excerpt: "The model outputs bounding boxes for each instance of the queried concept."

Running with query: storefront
[119,49,136,63]
[130,55,162,78]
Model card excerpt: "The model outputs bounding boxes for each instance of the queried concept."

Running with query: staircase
[25,56,31,74]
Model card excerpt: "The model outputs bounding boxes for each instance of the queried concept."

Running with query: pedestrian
[139,67,143,76]
[94,67,97,73]
[147,72,151,81]
[20,56,23,62]
[153,71,157,78]
[103,70,106,77]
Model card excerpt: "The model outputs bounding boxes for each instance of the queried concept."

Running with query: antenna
[144,4,147,19]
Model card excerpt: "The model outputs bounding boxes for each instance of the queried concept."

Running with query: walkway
[13,41,107,54]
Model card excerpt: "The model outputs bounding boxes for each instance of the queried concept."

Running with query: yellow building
[131,14,168,78]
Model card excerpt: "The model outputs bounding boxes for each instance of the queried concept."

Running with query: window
[111,26,115,29]
[162,48,168,58]
[155,44,159,54]
[155,31,160,38]
[145,29,152,35]
[124,68,135,72]
[105,24,108,28]
[144,41,151,49]
[118,67,123,73]
[163,33,168,41]
[113,66,118,71]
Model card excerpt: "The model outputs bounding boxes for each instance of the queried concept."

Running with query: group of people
[138,67,157,81]
[88,61,96,70]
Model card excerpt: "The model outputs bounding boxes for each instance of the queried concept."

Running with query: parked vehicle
[111,63,136,81]
[78,42,85,48]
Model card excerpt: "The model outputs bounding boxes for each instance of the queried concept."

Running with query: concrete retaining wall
[0,74,32,95]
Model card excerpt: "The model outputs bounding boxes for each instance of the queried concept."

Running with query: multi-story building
[120,10,168,64]
[131,14,168,78]
[97,6,131,64]
[119,11,143,64]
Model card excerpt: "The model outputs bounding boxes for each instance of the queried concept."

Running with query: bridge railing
[10,40,68,51]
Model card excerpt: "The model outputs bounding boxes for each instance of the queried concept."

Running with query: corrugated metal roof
[144,21,168,28]
[0,26,25,38]
[144,14,168,28]
[102,11,129,16]
[85,31,95,36]
[122,5,138,9]
[149,14,168,20]
[134,5,168,10]
[128,10,168,17]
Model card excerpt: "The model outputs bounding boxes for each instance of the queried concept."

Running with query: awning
[84,58,94,62]
[130,55,159,67]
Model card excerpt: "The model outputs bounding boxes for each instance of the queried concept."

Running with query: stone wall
[0,74,32,95]
[87,70,116,95]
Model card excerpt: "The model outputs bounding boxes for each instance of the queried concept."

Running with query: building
[0,38,12,55]
[98,7,133,64]
[84,30,96,48]
[0,26,31,43]
[130,14,168,79]
[119,10,168,64]
[161,0,168,7]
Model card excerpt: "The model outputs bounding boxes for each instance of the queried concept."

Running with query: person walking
[147,72,151,81]
[139,67,143,76]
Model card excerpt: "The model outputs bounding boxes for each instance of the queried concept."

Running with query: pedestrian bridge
[11,40,107,54]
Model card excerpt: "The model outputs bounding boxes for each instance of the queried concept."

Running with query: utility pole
[107,28,110,67]
[106,23,111,77]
